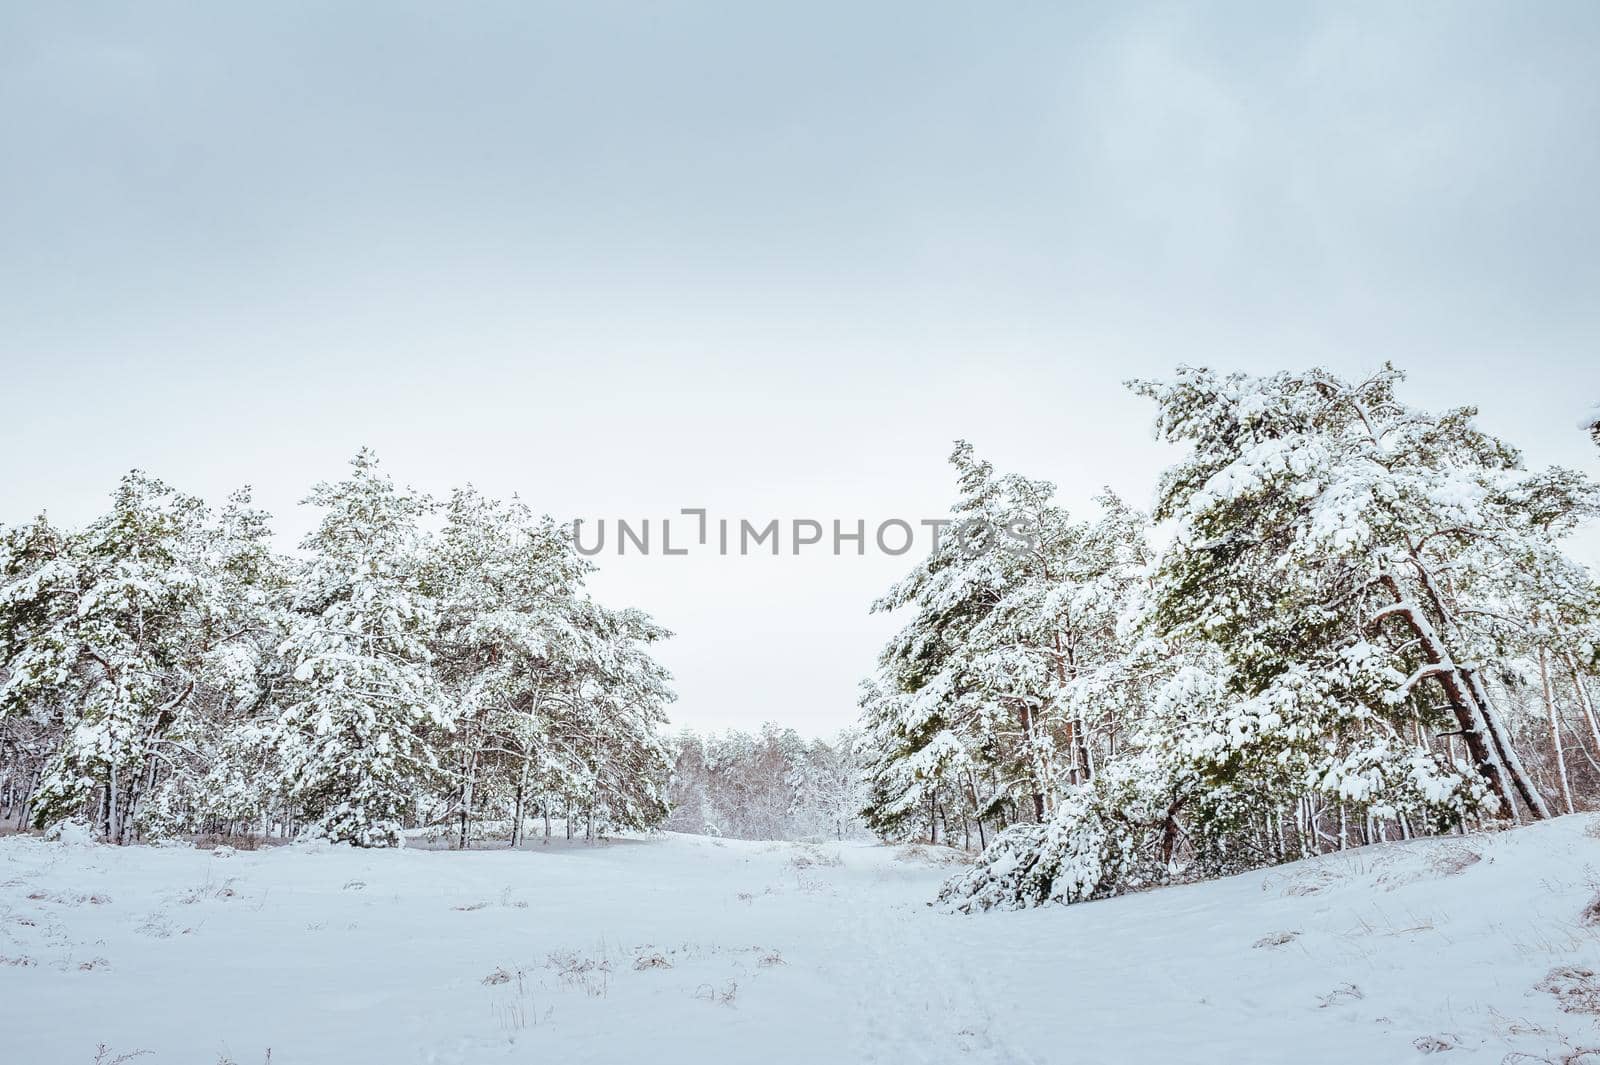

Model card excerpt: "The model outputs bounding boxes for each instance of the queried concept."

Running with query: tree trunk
[1402,562,1549,820]
[14,769,39,831]
[1373,577,1544,819]
[458,749,478,851]
[509,763,527,849]
[1015,704,1047,821]
[1539,645,1575,814]
[1052,631,1088,787]
[1565,653,1600,763]
[965,771,988,851]
[1158,799,1185,866]
[1463,666,1550,819]
[107,764,122,844]
[126,755,159,844]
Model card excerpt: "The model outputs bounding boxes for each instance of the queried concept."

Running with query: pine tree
[274,451,447,847]
[861,443,1152,843]
[424,487,674,846]
[0,475,276,842]
[1131,365,1598,822]
[547,598,678,837]
[134,488,288,839]
[425,487,587,847]
[863,443,1057,834]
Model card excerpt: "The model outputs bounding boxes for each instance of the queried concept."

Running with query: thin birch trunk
[458,748,478,851]
[1540,645,1575,814]
[1565,653,1600,760]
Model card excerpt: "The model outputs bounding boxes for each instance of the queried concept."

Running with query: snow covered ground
[5,819,1600,1065]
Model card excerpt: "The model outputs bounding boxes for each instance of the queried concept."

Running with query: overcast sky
[2,2,1597,735]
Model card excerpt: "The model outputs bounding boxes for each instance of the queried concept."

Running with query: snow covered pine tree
[0,475,280,842]
[274,450,450,847]
[424,485,675,847]
[861,442,1154,855]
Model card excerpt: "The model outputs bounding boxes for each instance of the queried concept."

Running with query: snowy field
[5,820,1600,1065]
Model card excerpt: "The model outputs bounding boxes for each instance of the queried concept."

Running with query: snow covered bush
[939,785,1139,911]
[43,816,98,846]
